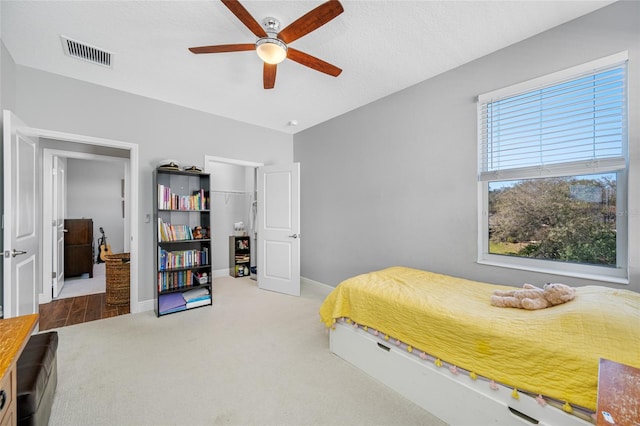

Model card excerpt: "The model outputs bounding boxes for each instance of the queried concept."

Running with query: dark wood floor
[39,293,129,331]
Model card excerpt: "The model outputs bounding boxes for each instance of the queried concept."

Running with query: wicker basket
[105,253,130,306]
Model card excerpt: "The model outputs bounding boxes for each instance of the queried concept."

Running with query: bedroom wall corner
[293,1,640,292]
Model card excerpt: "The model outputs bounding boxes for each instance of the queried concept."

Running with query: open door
[257,163,300,296]
[51,156,66,298]
[3,110,40,318]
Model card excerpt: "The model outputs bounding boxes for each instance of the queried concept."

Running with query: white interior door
[257,163,300,296]
[52,156,66,297]
[3,110,40,318]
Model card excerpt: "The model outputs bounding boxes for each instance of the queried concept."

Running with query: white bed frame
[330,321,593,426]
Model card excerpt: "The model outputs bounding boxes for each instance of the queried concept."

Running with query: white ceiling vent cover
[60,35,112,68]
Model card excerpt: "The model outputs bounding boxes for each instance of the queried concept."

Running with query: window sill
[477,257,629,285]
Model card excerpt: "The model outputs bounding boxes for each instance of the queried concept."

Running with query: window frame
[476,52,629,284]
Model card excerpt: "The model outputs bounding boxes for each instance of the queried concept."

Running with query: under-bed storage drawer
[329,321,591,426]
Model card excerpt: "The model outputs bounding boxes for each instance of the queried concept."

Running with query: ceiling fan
[189,0,344,89]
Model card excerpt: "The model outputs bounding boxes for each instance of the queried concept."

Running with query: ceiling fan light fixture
[256,38,287,64]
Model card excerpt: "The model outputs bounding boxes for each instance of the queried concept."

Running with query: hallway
[39,293,129,331]
[39,262,129,331]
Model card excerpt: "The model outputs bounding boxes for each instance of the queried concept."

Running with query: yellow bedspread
[319,266,640,410]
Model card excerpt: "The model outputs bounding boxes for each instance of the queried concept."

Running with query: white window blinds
[478,54,628,181]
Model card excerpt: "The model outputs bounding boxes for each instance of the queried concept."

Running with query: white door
[52,156,66,298]
[3,110,39,318]
[257,163,300,296]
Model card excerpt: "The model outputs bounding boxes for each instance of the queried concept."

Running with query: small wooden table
[0,314,38,426]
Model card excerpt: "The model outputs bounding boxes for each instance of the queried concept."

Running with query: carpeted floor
[47,276,448,426]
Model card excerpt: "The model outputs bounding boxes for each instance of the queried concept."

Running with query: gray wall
[7,64,292,304]
[66,158,126,255]
[294,1,640,292]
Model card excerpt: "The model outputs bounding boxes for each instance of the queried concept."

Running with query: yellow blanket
[319,266,640,410]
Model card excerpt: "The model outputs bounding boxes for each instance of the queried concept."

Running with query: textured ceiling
[1,1,615,134]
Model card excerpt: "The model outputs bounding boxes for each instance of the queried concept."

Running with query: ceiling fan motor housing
[262,17,281,34]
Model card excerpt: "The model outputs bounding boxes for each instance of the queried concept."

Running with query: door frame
[204,155,263,277]
[20,126,140,313]
[41,148,130,304]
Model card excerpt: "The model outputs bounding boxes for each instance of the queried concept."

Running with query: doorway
[204,156,262,278]
[204,156,301,297]
[3,112,139,323]
[42,150,128,302]
[39,144,134,329]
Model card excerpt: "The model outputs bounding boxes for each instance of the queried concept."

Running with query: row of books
[158,247,209,271]
[157,270,209,292]
[157,185,209,210]
[158,219,195,242]
[158,287,211,315]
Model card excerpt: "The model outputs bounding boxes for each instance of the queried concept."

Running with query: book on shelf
[186,297,211,309]
[182,287,210,302]
[157,184,209,210]
[158,292,186,314]
[158,247,209,271]
[158,219,196,242]
[157,270,194,291]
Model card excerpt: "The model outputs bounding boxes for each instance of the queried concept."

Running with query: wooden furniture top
[0,314,38,376]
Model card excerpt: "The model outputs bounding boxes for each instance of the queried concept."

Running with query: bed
[319,266,640,425]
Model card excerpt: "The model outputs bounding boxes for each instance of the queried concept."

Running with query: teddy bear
[192,226,203,239]
[490,283,576,310]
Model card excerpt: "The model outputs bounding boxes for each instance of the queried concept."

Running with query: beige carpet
[49,276,447,426]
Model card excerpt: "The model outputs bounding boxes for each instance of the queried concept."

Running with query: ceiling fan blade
[278,0,343,44]
[287,48,342,77]
[263,63,277,89]
[189,43,255,54]
[221,0,267,38]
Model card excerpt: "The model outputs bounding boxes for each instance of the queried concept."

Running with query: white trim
[477,257,629,285]
[41,149,129,304]
[478,51,628,103]
[301,276,334,295]
[479,158,627,182]
[204,155,264,169]
[21,127,141,314]
[213,268,231,278]
[476,53,629,282]
[137,298,154,313]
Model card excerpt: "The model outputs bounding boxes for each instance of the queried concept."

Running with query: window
[477,53,628,282]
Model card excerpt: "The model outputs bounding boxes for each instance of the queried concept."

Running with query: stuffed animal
[490,283,576,310]
[192,226,203,239]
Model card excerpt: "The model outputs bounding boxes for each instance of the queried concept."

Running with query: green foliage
[489,176,617,266]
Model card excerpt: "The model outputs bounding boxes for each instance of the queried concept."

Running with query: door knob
[7,249,27,257]
[288,234,300,239]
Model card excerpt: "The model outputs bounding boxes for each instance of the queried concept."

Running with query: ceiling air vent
[60,35,112,68]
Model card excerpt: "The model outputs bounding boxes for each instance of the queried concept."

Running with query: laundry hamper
[105,253,130,306]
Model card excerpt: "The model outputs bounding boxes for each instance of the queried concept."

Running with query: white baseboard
[301,276,334,296]
[213,268,230,278]
[134,299,154,313]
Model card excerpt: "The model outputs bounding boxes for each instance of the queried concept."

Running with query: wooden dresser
[64,218,94,278]
[0,314,38,426]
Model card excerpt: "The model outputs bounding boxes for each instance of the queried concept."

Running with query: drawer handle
[377,342,391,352]
[0,389,6,410]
